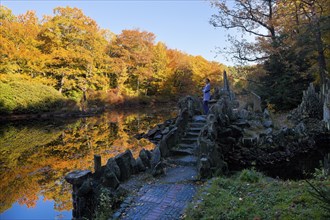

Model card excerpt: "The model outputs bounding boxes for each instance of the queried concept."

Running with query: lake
[0,108,176,219]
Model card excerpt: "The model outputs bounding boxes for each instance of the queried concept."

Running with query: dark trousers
[203,101,209,115]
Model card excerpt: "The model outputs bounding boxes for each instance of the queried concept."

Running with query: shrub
[239,168,263,183]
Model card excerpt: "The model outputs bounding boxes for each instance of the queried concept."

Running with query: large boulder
[136,157,146,172]
[101,170,120,189]
[65,170,91,186]
[198,156,212,179]
[159,139,169,158]
[178,95,203,116]
[77,178,93,197]
[139,149,151,168]
[160,127,178,157]
[106,158,121,180]
[151,147,161,169]
[151,161,166,177]
[115,150,135,181]
[175,108,190,137]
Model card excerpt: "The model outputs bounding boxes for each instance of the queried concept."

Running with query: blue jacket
[203,83,211,101]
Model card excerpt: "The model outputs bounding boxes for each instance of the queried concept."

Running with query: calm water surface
[0,108,176,219]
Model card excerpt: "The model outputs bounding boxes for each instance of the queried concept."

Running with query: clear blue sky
[1,0,236,66]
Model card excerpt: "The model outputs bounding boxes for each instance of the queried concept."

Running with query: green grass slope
[0,75,68,114]
[186,169,329,220]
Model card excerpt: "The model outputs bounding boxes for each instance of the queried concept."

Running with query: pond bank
[0,108,175,219]
[0,99,178,122]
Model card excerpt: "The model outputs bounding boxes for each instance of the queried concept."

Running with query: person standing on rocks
[202,78,211,114]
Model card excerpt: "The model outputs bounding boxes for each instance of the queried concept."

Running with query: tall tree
[38,7,108,96]
[210,0,329,110]
[277,0,330,84]
[150,42,170,95]
[0,7,44,76]
[107,29,155,95]
[210,0,277,63]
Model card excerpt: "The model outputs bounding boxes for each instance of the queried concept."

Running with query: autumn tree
[210,0,329,110]
[0,6,44,76]
[107,29,155,96]
[150,42,170,95]
[38,7,109,98]
[210,0,277,63]
[277,0,330,84]
[1,5,228,112]
[191,55,225,90]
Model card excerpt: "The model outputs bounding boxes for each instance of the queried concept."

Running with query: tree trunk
[310,4,327,85]
[314,21,327,85]
[59,73,64,93]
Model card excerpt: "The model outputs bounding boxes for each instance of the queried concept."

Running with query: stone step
[189,122,206,128]
[177,143,196,149]
[167,155,198,166]
[192,115,207,122]
[170,148,195,156]
[181,137,198,144]
[185,131,200,138]
[188,127,204,132]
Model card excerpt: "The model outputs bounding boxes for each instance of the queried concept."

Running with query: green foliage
[307,180,330,218]
[312,159,330,181]
[186,170,328,220]
[211,0,329,111]
[0,74,69,114]
[259,46,313,111]
[94,188,113,220]
[239,168,263,183]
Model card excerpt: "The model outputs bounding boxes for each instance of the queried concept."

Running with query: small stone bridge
[65,73,330,219]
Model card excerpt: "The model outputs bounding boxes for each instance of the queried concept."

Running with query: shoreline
[0,99,178,122]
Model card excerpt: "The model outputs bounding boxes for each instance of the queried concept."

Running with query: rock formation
[65,74,330,219]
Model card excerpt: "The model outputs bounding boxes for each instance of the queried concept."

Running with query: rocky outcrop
[65,77,330,219]
[177,96,203,117]
[197,79,330,179]
[290,83,323,121]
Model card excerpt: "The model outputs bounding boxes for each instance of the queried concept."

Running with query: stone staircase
[115,115,207,220]
[168,115,207,167]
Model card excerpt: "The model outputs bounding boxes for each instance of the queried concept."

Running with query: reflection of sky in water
[0,109,176,219]
[1,196,71,219]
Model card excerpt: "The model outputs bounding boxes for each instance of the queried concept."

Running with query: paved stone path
[121,183,196,220]
[113,115,207,220]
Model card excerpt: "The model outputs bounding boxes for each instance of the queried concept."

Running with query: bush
[239,168,263,183]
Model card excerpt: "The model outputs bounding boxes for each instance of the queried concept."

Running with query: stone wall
[65,96,200,219]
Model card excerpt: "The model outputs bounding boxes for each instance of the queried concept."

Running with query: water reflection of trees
[0,110,173,213]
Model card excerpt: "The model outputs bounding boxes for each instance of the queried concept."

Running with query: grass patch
[0,74,71,114]
[186,169,329,220]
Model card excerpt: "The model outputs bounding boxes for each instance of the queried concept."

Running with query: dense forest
[0,6,226,114]
[210,0,330,110]
[1,0,330,115]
